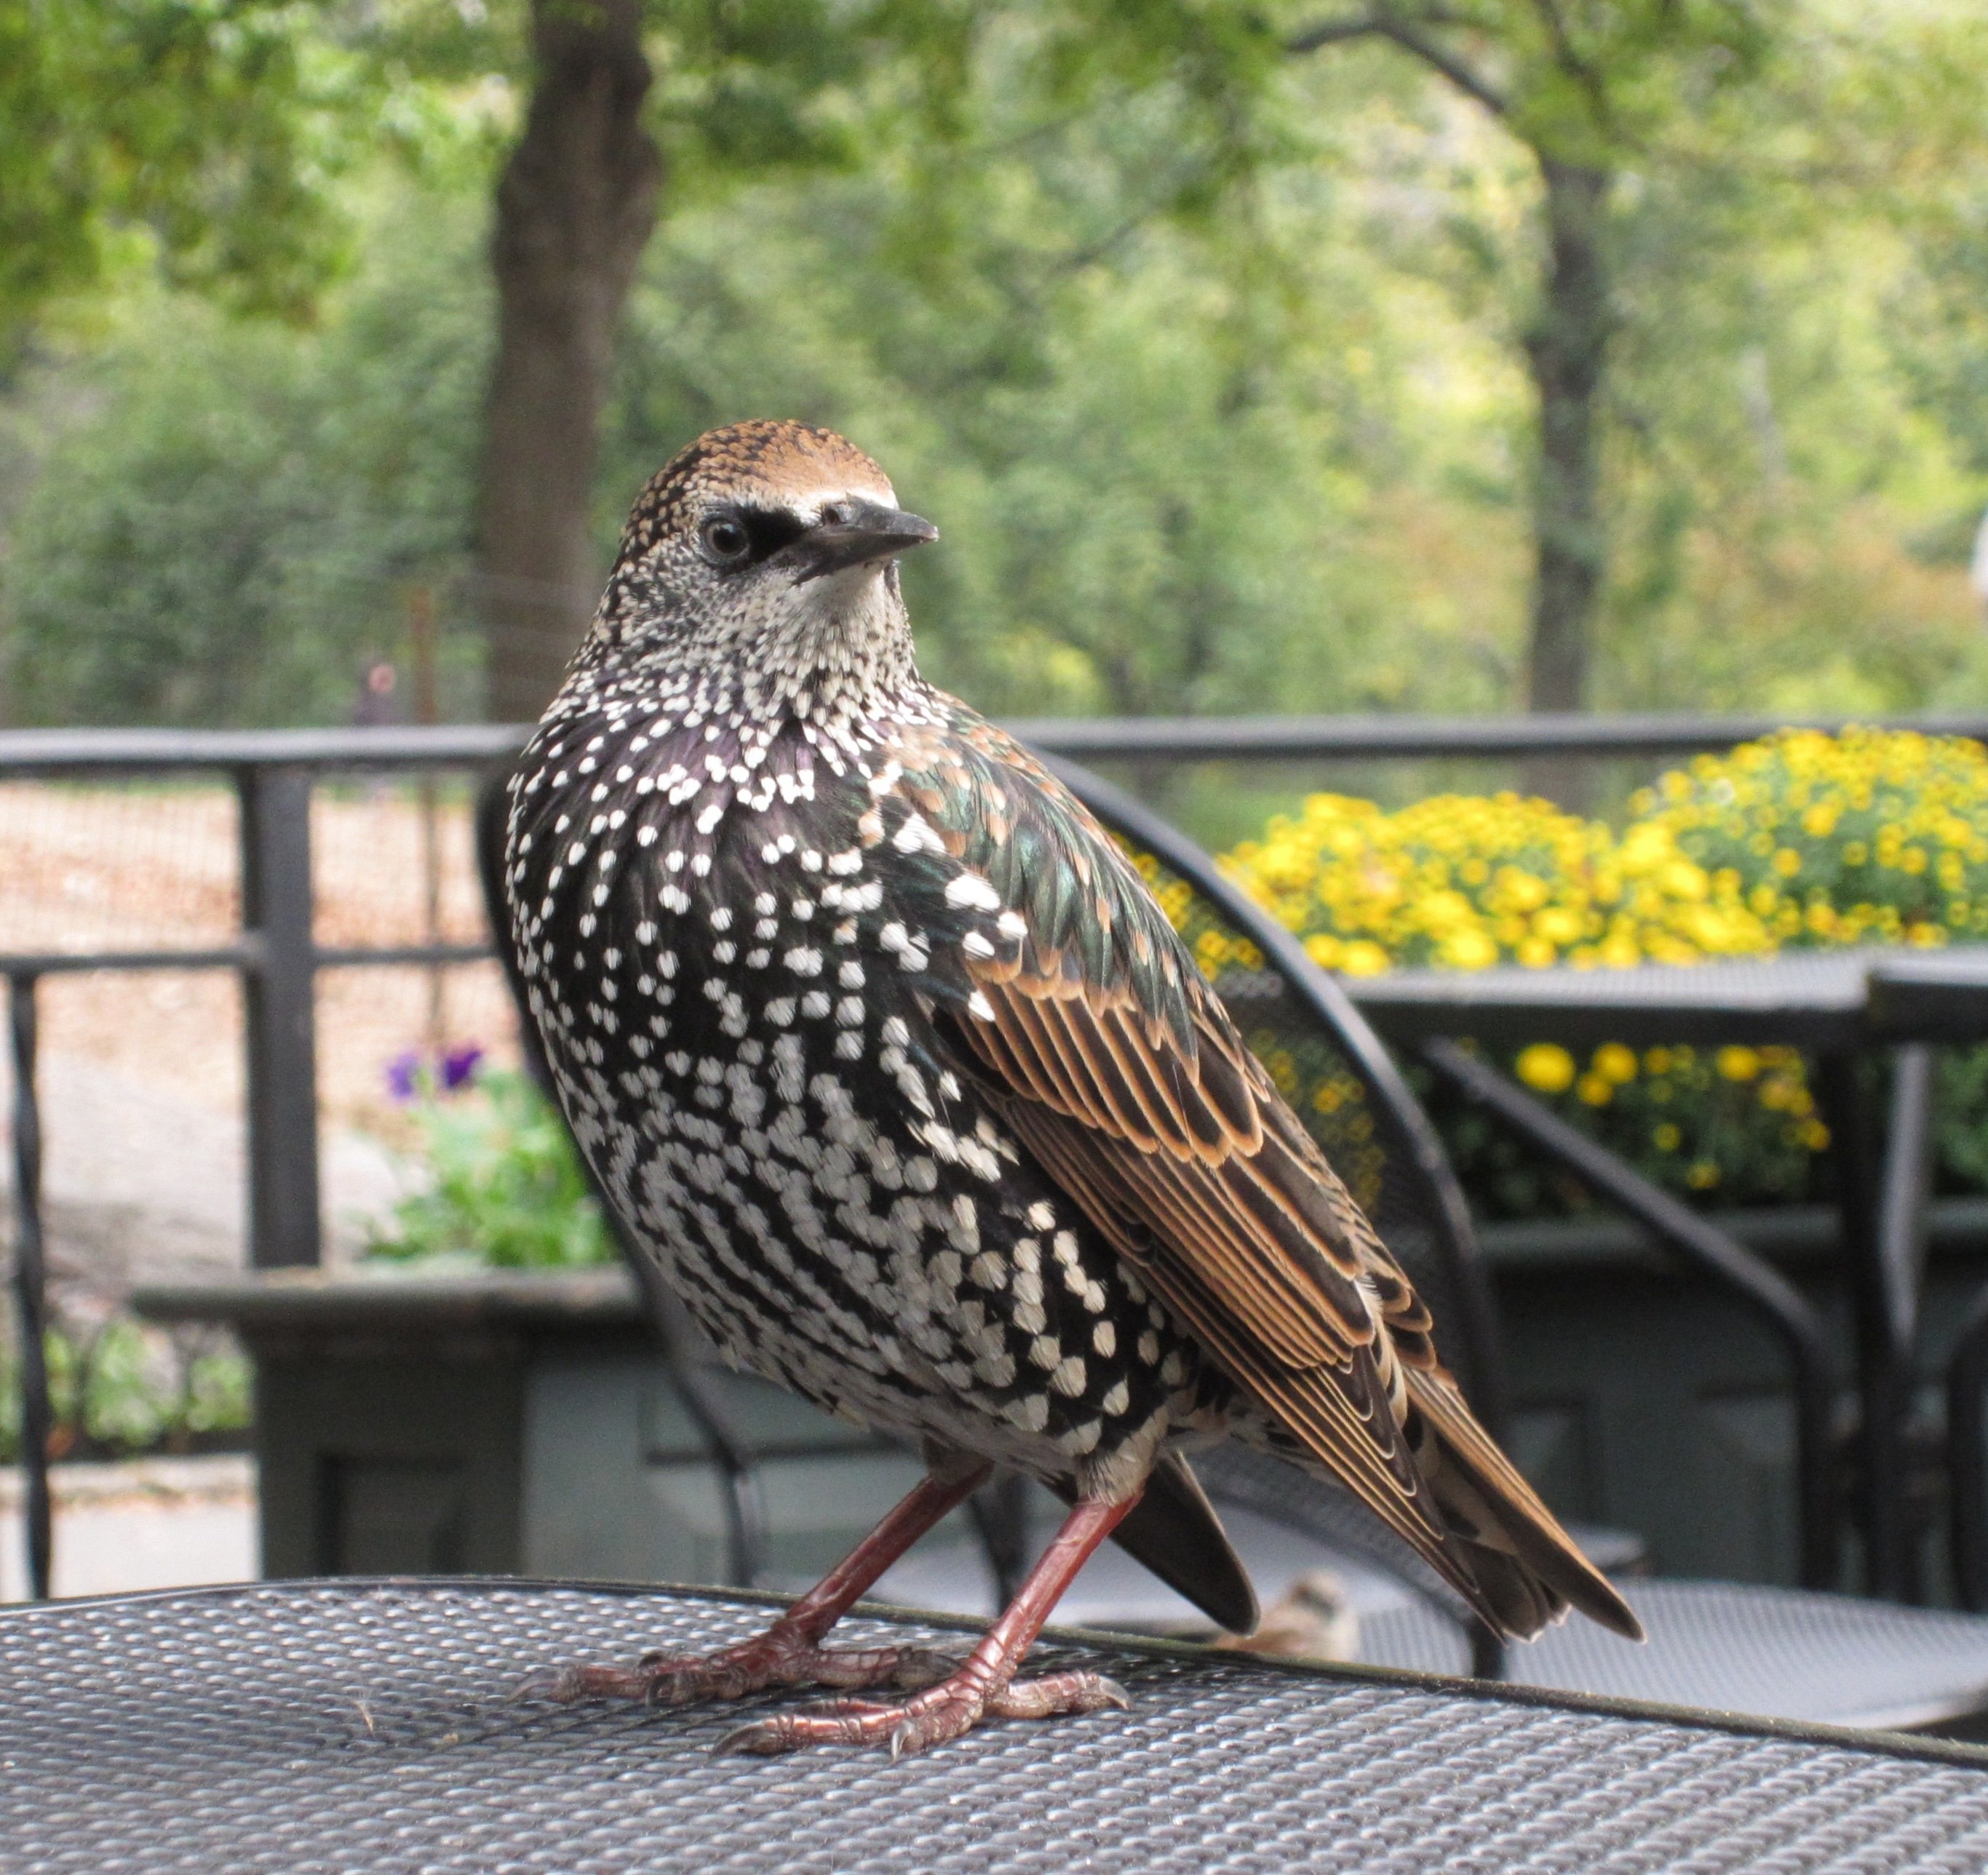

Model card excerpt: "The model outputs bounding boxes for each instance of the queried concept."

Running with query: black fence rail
[6,709,1988,1599]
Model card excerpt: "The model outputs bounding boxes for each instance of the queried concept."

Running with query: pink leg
[715,1491,1142,1759]
[533,1462,993,1708]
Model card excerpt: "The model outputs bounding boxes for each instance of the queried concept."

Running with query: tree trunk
[1520,158,1612,800]
[477,0,661,722]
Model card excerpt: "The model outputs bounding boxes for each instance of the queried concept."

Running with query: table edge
[9,1572,1988,1774]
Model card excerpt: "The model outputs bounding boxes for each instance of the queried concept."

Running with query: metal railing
[7,709,1988,1598]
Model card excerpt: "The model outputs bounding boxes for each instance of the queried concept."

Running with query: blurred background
[8,0,1988,1652]
[7,2,1988,752]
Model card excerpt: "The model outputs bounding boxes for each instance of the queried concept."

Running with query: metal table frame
[1343,950,1988,1604]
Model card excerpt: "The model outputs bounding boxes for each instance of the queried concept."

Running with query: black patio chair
[1944,1274,1988,1616]
[1051,757,1988,1729]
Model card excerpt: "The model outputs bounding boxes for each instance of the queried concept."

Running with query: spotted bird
[504,420,1642,1756]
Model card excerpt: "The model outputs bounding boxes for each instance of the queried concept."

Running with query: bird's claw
[710,1668,1132,1758]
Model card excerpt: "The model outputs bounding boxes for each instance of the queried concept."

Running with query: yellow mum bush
[1631,727,1988,950]
[1196,728,1988,1213]
[1225,790,1773,975]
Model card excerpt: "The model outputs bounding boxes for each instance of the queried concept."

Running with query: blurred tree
[6,0,1987,752]
[0,0,971,717]
[1277,1,1777,721]
[1038,0,1781,727]
[474,0,661,720]
[2,190,490,726]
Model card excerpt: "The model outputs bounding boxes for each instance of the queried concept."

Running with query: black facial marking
[704,503,811,573]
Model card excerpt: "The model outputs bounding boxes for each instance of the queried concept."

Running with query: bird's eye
[700,516,751,564]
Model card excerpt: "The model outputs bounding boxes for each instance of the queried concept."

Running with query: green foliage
[368,1067,616,1270]
[0,0,367,345]
[1,185,489,726]
[0,1318,250,1462]
[4,4,1988,731]
[600,68,1519,723]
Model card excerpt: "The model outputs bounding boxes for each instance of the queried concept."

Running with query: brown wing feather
[953,962,1642,1644]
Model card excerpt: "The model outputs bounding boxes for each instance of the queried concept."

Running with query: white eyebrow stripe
[767,483,898,521]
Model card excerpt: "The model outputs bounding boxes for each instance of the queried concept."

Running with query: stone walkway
[0,1455,255,1602]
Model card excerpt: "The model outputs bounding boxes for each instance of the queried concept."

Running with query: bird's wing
[883,706,1639,1642]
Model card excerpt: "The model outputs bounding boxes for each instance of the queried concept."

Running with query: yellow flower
[1515,1043,1577,1094]
[1225,721,1988,1227]
[1716,1046,1762,1082]
[1338,940,1391,977]
[1593,1043,1638,1085]
[1440,928,1499,971]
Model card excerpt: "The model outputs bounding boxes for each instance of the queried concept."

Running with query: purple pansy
[385,1048,423,1103]
[386,1043,487,1102]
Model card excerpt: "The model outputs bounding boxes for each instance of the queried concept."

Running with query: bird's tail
[1401,1367,1644,1643]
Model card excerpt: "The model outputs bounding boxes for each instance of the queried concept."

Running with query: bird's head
[579,419,939,728]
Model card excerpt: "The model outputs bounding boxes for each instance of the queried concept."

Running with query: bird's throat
[568,566,927,759]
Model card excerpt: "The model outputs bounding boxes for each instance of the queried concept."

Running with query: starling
[504,420,1641,1756]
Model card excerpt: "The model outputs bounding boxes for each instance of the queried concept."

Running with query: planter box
[134,1209,1988,1601]
[132,1269,925,1588]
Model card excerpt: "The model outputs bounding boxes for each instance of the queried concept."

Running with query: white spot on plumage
[944,872,1003,911]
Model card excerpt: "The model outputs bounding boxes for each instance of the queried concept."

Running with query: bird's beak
[791,498,939,584]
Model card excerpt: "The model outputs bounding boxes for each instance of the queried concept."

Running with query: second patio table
[1342,946,1988,1602]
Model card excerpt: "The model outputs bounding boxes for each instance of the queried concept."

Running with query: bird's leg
[717,1489,1141,1758]
[532,1460,993,1708]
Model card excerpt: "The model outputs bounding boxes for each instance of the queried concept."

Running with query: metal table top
[1340,950,1896,1049]
[9,1579,1988,1874]
[1869,950,1988,1043]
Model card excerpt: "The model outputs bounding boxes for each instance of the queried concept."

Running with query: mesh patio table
[10,1577,1988,1874]
[1340,947,1988,1603]
[1339,950,1897,1051]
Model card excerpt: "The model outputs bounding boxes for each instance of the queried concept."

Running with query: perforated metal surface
[1344,951,1880,1048]
[7,1581,1988,1873]
[1359,1578,1988,1732]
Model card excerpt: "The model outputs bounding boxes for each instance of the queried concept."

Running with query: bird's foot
[522,1626,960,1709]
[713,1666,1130,1759]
